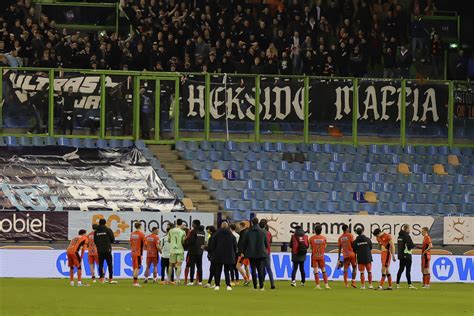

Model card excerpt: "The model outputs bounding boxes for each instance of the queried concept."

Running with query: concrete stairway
[148,145,220,213]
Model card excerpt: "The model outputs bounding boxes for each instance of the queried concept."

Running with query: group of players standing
[66,218,433,290]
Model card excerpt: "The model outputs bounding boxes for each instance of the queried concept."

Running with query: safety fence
[0,67,472,147]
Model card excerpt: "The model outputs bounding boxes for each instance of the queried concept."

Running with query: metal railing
[0,67,472,148]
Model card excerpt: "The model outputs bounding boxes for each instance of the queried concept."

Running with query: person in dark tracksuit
[396,224,417,289]
[94,218,117,284]
[203,226,217,288]
[209,221,238,290]
[259,219,275,289]
[353,227,373,289]
[242,217,268,290]
[185,220,206,285]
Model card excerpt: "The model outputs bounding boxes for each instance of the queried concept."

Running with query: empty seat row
[0,136,137,149]
[177,141,470,156]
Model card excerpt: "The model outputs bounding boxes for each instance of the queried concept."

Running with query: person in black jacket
[242,217,268,290]
[94,218,117,284]
[209,221,238,291]
[396,224,417,289]
[236,221,251,286]
[203,226,217,288]
[185,220,205,286]
[353,227,373,290]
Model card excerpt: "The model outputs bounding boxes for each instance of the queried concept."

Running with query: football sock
[322,271,328,284]
[69,269,74,282]
[387,274,392,287]
[360,273,365,286]
[368,272,373,284]
[380,274,386,287]
[314,272,320,285]
[343,271,348,286]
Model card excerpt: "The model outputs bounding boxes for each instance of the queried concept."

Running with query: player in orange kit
[87,224,99,283]
[130,222,146,287]
[421,227,433,289]
[67,229,88,287]
[337,224,357,288]
[144,227,160,284]
[309,225,330,289]
[373,228,396,290]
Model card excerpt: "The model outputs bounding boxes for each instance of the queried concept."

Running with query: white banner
[444,217,474,245]
[257,213,436,244]
[0,250,472,283]
[68,212,214,241]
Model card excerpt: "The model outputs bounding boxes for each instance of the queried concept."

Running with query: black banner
[3,71,131,130]
[454,86,474,119]
[182,77,449,125]
[0,211,68,241]
[0,147,183,212]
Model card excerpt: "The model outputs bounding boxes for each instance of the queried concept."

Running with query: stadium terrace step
[148,144,223,213]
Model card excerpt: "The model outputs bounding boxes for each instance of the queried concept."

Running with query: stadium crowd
[68,217,434,291]
[1,0,473,79]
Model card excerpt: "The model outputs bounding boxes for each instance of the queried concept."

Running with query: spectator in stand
[0,0,454,79]
[397,46,412,78]
[454,50,468,80]
[411,16,428,63]
[350,46,365,77]
[383,47,396,78]
[430,33,443,78]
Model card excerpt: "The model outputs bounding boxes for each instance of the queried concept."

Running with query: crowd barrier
[1,68,472,148]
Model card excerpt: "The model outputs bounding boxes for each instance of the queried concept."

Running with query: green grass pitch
[0,279,472,316]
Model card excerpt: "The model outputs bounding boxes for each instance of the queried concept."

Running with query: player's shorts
[422,254,431,270]
[169,252,184,264]
[67,252,81,268]
[358,263,372,272]
[88,254,99,265]
[381,252,391,268]
[147,256,158,266]
[311,257,325,269]
[132,255,142,269]
[343,256,356,269]
[237,255,250,266]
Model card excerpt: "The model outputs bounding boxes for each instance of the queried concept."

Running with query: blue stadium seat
[135,140,146,150]
[32,136,44,146]
[176,141,187,151]
[200,141,213,151]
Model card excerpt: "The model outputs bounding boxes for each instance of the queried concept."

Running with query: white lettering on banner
[68,212,214,240]
[0,250,472,283]
[185,82,443,122]
[443,217,474,245]
[0,214,46,233]
[334,86,352,120]
[7,73,120,109]
[256,213,435,244]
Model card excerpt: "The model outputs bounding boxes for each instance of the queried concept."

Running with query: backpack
[296,236,307,256]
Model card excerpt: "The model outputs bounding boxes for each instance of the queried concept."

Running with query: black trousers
[396,254,412,285]
[98,252,113,279]
[160,258,174,281]
[208,261,215,284]
[189,254,203,283]
[230,265,239,281]
[291,261,305,283]
[249,258,266,289]
[214,263,232,287]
